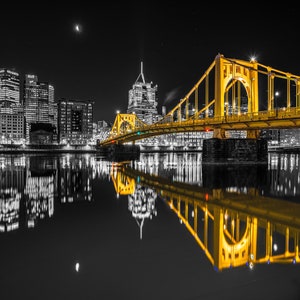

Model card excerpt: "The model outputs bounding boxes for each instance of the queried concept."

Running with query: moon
[74,24,81,33]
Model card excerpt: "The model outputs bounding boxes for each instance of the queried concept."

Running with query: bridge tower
[214,53,259,117]
[203,54,266,162]
[213,53,259,139]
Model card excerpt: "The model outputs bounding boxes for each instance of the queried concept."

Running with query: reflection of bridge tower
[166,192,300,271]
[119,165,300,271]
[110,163,135,197]
[127,62,158,125]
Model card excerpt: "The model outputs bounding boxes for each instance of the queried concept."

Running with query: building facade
[0,68,20,108]
[58,99,94,145]
[23,74,57,144]
[0,69,24,144]
[127,62,158,124]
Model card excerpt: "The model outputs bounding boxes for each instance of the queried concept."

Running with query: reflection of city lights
[75,262,80,272]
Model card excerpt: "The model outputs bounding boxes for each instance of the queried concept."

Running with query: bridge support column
[213,128,226,139]
[202,138,268,163]
[101,144,140,161]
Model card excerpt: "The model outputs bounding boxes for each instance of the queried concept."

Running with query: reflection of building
[58,155,93,202]
[23,156,56,228]
[0,156,25,232]
[110,162,157,239]
[58,99,94,145]
[267,153,300,198]
[0,190,21,232]
[128,185,157,239]
[24,174,54,228]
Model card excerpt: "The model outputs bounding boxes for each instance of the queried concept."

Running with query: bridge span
[100,54,300,161]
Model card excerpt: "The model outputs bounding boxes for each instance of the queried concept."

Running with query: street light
[275,91,280,108]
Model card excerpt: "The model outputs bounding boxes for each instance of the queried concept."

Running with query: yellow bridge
[100,53,300,146]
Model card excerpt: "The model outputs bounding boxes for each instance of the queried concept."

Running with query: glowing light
[75,262,80,272]
[273,243,278,252]
[74,24,82,33]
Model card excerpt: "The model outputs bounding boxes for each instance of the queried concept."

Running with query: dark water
[0,152,300,300]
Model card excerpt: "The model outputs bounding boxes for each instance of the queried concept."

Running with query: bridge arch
[108,113,147,139]
[214,54,259,117]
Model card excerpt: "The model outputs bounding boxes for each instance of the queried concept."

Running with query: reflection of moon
[75,262,80,272]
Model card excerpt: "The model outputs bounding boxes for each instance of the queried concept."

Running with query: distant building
[127,62,158,124]
[58,98,94,145]
[93,120,110,143]
[23,74,57,144]
[0,68,20,108]
[0,104,24,144]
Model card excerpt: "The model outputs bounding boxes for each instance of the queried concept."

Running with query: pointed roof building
[127,62,158,124]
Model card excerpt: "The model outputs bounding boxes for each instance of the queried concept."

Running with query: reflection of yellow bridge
[100,54,300,146]
[111,164,300,271]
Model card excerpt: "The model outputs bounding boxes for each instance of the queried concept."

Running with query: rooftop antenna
[135,61,146,84]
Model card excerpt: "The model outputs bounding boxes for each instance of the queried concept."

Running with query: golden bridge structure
[101,53,300,143]
[111,163,300,271]
[100,54,300,161]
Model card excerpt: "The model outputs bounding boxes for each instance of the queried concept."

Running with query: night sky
[0,2,298,123]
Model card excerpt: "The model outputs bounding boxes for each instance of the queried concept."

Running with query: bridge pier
[202,138,268,163]
[101,144,140,161]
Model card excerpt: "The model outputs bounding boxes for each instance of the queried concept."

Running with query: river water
[0,152,299,300]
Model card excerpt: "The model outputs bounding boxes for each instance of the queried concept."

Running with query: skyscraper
[0,69,23,144]
[23,74,57,143]
[127,62,158,124]
[24,75,52,123]
[0,68,20,108]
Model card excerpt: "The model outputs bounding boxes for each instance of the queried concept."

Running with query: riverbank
[1,144,300,154]
[0,145,99,154]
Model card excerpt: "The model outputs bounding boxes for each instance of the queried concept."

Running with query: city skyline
[0,3,298,123]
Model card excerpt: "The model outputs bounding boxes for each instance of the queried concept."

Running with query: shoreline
[1,147,300,154]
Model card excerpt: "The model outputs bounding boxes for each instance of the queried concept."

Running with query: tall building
[127,62,158,124]
[23,75,54,123]
[23,74,57,144]
[58,98,94,145]
[0,68,20,109]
